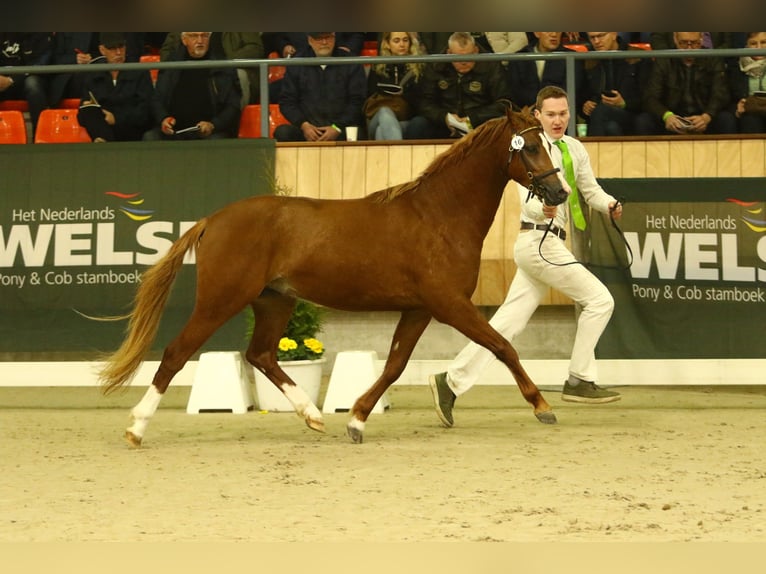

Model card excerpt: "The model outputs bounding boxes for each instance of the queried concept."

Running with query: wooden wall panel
[275,138,759,305]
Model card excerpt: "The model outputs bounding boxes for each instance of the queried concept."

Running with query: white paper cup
[576,124,588,137]
[345,126,358,141]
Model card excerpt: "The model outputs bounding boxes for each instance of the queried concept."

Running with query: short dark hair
[535,86,568,111]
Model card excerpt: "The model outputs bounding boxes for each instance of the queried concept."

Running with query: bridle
[509,125,633,271]
[508,125,562,205]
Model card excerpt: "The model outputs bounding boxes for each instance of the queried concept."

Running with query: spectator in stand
[407,32,512,139]
[507,32,584,109]
[48,33,143,108]
[364,32,425,140]
[579,32,646,135]
[0,33,50,131]
[635,32,737,135]
[77,33,153,142]
[143,32,242,141]
[160,32,263,106]
[274,32,366,142]
[729,32,766,134]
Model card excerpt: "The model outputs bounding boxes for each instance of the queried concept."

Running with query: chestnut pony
[100,107,567,447]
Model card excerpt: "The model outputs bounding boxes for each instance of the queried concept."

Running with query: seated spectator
[76,33,153,142]
[507,32,584,109]
[729,32,766,134]
[364,32,425,141]
[144,32,242,141]
[635,32,737,135]
[160,32,263,106]
[407,32,512,139]
[48,33,143,107]
[273,32,366,142]
[580,32,647,135]
[0,33,50,131]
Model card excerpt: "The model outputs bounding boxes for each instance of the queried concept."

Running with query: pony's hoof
[125,430,143,448]
[305,417,325,433]
[346,424,364,444]
[535,410,557,424]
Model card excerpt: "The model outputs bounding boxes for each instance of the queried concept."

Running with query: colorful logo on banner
[105,191,155,221]
[728,198,766,233]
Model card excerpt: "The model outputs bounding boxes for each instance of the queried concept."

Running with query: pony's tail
[99,219,208,395]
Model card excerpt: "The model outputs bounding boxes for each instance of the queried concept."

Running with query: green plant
[245,299,326,361]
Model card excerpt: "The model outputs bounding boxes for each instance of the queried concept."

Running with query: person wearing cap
[144,32,242,140]
[77,33,153,142]
[0,33,50,132]
[273,32,366,142]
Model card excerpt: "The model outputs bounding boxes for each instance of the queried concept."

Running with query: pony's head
[505,107,568,207]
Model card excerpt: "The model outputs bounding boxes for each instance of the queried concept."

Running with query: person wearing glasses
[144,32,242,140]
[635,32,737,135]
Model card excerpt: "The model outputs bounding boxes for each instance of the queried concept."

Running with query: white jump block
[323,350,390,414]
[186,352,254,414]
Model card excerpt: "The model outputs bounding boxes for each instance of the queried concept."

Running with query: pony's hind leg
[244,291,324,432]
[126,302,249,447]
[347,309,432,443]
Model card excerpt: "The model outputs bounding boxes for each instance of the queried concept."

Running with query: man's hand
[198,121,215,137]
[542,202,558,219]
[609,200,623,219]
[0,75,13,92]
[161,116,176,135]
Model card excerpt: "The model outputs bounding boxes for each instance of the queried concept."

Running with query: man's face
[674,32,703,65]
[534,95,570,140]
[534,32,562,53]
[182,32,211,59]
[587,32,618,51]
[448,41,477,74]
[308,33,336,57]
[99,43,126,65]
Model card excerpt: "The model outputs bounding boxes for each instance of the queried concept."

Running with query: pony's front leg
[347,309,431,443]
[125,385,164,448]
[278,377,325,432]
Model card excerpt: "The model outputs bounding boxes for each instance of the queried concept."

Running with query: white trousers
[447,229,614,395]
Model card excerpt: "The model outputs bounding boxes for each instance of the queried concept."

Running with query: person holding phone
[635,32,737,135]
[579,32,646,136]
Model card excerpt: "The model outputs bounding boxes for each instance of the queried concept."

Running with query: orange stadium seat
[564,44,589,52]
[57,98,82,109]
[34,109,91,143]
[0,99,29,112]
[140,54,160,84]
[0,110,28,144]
[239,104,290,139]
[628,42,652,50]
[267,51,286,83]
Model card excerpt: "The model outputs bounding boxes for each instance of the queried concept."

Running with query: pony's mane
[368,109,536,204]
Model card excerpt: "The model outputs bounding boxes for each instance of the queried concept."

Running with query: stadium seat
[0,110,28,144]
[140,54,160,84]
[0,99,29,112]
[629,42,652,50]
[238,104,290,139]
[57,98,82,109]
[267,51,286,83]
[564,44,589,52]
[34,109,91,143]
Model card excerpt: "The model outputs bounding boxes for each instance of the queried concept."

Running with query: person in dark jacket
[507,32,584,110]
[143,32,242,140]
[406,32,512,139]
[273,32,366,142]
[579,32,648,135]
[77,33,153,142]
[728,31,766,134]
[0,33,50,131]
[635,32,737,135]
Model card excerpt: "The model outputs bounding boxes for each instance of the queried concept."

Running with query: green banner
[0,140,275,357]
[591,178,766,359]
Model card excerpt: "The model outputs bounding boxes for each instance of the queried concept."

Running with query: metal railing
[4,45,766,138]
